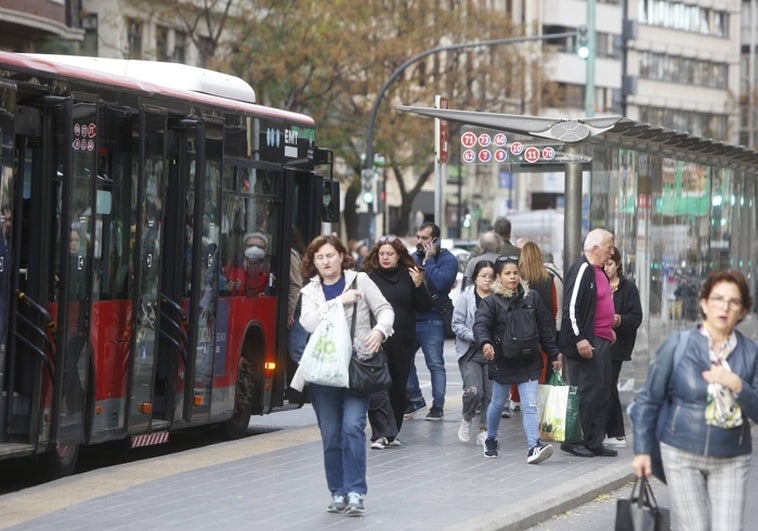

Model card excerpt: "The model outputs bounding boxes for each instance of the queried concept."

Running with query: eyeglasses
[708,295,743,310]
[315,252,338,262]
[496,255,519,264]
[378,236,397,243]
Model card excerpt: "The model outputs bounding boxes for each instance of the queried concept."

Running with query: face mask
[245,245,265,261]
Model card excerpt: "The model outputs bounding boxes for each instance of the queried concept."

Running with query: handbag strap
[349,277,358,340]
[630,476,660,509]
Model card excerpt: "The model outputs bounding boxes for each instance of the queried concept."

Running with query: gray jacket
[451,285,482,360]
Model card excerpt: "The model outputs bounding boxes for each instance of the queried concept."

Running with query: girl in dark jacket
[473,256,562,464]
[603,246,642,447]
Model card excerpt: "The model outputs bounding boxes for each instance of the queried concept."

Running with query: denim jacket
[631,327,758,458]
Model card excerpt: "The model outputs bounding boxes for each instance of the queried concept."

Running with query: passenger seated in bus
[223,232,270,296]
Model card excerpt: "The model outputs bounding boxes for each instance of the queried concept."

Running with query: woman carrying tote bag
[299,234,394,517]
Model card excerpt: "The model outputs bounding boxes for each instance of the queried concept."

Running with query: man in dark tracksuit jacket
[558,228,617,457]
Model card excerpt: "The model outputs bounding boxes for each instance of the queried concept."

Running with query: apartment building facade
[458,0,743,241]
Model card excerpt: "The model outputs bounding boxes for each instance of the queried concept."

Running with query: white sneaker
[458,419,472,442]
[604,436,627,448]
[345,492,365,516]
[370,436,388,450]
[475,431,487,446]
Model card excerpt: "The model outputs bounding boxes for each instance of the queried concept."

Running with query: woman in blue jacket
[631,269,758,530]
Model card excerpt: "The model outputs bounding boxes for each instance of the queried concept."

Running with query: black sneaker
[483,437,499,458]
[527,443,554,464]
[425,405,444,421]
[403,399,426,419]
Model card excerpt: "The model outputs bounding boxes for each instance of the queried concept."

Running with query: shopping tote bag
[298,299,351,387]
[537,370,582,443]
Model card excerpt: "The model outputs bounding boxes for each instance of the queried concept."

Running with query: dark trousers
[368,340,413,440]
[368,390,398,441]
[565,337,612,450]
[605,359,625,438]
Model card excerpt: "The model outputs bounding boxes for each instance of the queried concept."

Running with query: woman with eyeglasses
[473,256,562,463]
[630,269,758,530]
[603,246,642,448]
[299,234,394,516]
[452,260,496,446]
[361,235,431,449]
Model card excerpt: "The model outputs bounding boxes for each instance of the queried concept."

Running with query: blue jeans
[407,319,446,408]
[486,379,539,448]
[308,383,370,495]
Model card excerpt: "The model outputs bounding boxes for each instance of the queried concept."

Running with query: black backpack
[492,293,540,359]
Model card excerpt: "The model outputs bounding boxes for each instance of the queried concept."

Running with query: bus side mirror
[321,179,340,223]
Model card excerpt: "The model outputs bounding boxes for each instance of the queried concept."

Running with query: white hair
[583,228,613,251]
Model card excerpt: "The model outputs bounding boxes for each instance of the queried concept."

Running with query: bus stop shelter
[399,104,758,371]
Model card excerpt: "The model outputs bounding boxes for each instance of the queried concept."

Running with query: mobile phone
[415,265,426,272]
[432,237,439,246]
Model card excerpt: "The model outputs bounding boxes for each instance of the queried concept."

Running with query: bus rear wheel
[221,356,254,439]
[47,441,80,479]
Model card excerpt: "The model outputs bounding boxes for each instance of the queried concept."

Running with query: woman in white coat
[299,234,394,517]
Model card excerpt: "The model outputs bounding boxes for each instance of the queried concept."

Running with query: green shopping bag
[537,370,583,443]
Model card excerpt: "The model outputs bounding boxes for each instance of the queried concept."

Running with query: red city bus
[0,51,339,476]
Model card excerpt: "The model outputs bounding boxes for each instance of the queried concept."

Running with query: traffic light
[360,169,374,204]
[576,25,590,60]
[375,179,385,213]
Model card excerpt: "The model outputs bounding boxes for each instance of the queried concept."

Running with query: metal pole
[584,0,596,117]
[362,31,579,236]
[564,145,585,273]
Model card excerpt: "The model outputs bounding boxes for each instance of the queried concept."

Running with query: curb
[446,460,634,531]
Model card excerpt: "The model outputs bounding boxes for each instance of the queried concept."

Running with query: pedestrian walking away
[362,235,432,447]
[452,260,496,446]
[558,228,618,458]
[603,246,642,448]
[630,269,758,531]
[299,234,395,517]
[406,222,458,421]
[473,255,562,463]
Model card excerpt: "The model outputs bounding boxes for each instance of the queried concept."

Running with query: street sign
[524,146,540,163]
[435,96,449,163]
[459,125,567,165]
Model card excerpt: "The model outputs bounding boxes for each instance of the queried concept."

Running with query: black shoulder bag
[347,277,392,396]
[614,476,670,531]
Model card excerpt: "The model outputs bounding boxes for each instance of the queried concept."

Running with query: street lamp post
[361,30,579,238]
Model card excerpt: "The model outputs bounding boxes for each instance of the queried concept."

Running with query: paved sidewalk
[0,400,633,531]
